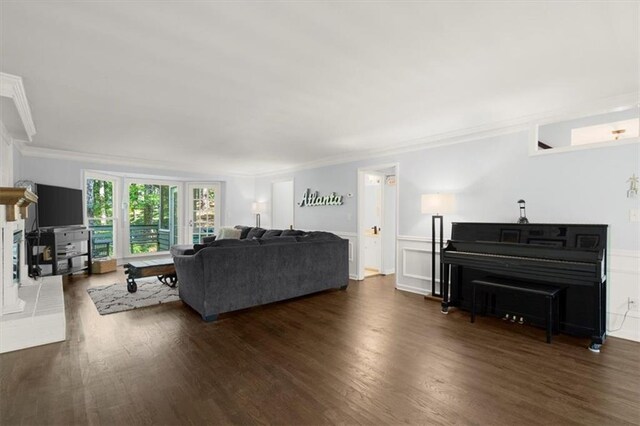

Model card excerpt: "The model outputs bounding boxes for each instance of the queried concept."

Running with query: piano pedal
[510,315,516,323]
[503,314,510,321]
[518,317,524,325]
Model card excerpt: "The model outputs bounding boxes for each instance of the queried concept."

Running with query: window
[86,177,116,258]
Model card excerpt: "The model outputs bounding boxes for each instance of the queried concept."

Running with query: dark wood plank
[1,270,638,425]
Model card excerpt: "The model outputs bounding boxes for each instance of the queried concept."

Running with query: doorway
[271,180,294,230]
[357,164,398,281]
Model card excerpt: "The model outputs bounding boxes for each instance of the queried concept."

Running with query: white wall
[271,180,294,229]
[255,130,640,341]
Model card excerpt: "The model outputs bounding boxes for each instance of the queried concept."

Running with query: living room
[1,2,639,424]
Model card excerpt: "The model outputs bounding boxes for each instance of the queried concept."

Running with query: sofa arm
[173,254,205,317]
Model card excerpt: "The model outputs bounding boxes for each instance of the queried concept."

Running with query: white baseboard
[607,311,640,343]
[396,283,430,296]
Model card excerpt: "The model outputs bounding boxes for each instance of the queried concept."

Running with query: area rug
[87,277,180,315]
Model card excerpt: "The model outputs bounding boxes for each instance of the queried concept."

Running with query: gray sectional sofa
[172,230,349,321]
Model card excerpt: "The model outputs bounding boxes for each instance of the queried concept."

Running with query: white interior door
[271,180,294,229]
[187,183,221,244]
[363,172,383,273]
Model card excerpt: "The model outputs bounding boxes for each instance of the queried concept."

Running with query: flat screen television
[36,183,84,229]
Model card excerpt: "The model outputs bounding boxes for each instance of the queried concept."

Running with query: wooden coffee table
[124,258,177,293]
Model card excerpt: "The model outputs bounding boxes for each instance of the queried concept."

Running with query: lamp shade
[421,193,455,215]
[251,202,266,214]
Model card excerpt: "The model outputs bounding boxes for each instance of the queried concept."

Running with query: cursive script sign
[298,188,344,207]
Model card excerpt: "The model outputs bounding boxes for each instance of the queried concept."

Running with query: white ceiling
[1,2,638,175]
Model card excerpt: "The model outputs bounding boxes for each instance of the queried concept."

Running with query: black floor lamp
[251,202,265,228]
[421,193,455,298]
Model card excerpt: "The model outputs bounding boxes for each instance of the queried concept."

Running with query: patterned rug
[87,277,180,315]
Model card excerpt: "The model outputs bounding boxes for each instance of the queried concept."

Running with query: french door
[85,174,117,258]
[124,179,179,256]
[187,183,220,244]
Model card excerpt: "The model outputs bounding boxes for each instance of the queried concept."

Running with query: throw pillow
[246,227,267,239]
[261,229,283,239]
[216,227,242,240]
[193,243,208,253]
[234,225,253,239]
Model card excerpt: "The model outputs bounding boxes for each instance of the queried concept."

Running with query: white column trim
[0,72,36,141]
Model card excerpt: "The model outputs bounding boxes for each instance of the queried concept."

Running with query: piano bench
[470,278,563,344]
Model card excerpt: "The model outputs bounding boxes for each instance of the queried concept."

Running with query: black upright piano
[441,222,607,351]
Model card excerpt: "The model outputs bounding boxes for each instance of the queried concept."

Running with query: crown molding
[254,91,639,177]
[9,90,639,180]
[0,72,36,142]
[13,141,253,178]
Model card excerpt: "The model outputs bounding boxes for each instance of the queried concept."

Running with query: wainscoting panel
[607,249,640,342]
[332,232,358,280]
[396,236,439,296]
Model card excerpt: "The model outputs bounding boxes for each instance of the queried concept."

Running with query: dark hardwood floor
[1,269,639,425]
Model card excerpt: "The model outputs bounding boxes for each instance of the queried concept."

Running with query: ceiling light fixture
[612,129,626,140]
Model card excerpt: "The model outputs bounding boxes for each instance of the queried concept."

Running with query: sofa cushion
[201,235,217,244]
[209,239,260,248]
[296,231,342,242]
[281,229,306,237]
[217,227,242,240]
[193,238,259,254]
[261,229,283,239]
[234,225,253,239]
[246,227,267,239]
[258,236,298,245]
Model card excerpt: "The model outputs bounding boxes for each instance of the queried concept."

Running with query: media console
[27,227,92,277]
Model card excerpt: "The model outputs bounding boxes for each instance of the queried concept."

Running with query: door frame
[356,162,399,281]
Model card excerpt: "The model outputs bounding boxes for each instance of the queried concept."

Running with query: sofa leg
[202,314,218,322]
[340,285,348,291]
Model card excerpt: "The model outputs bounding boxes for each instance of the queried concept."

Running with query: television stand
[27,227,92,277]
